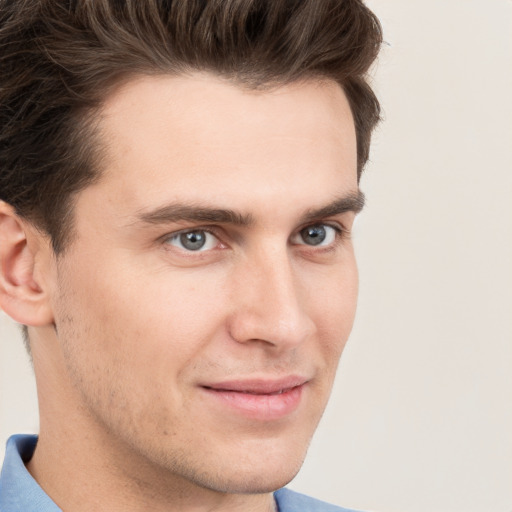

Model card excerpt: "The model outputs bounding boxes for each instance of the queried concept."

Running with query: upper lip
[202,376,309,395]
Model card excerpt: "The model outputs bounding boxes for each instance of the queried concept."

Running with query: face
[44,74,360,494]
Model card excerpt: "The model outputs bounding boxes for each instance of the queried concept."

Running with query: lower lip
[201,384,304,420]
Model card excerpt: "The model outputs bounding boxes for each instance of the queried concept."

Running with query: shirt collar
[0,434,61,511]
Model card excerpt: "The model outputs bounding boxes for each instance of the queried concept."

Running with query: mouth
[200,376,308,420]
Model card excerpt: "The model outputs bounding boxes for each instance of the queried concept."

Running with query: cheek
[310,258,358,359]
[56,255,228,373]
[52,257,230,437]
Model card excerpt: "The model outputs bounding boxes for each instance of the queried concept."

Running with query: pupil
[302,225,326,245]
[180,231,206,250]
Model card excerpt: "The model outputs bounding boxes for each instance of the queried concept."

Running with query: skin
[0,74,360,512]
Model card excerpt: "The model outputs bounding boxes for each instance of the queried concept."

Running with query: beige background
[1,1,511,511]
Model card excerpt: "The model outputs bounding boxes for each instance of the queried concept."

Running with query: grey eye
[167,230,218,251]
[291,224,337,246]
[300,225,327,245]
[180,231,206,250]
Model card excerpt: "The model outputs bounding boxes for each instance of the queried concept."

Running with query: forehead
[85,73,357,221]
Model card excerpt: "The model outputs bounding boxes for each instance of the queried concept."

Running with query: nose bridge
[229,243,315,348]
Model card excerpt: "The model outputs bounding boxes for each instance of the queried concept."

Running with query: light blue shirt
[0,435,359,512]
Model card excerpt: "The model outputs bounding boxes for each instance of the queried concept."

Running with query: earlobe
[0,201,54,326]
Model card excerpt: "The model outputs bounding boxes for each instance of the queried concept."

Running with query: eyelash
[291,223,344,248]
[164,228,223,252]
[161,222,348,254]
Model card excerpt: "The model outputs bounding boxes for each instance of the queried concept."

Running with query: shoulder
[274,488,363,512]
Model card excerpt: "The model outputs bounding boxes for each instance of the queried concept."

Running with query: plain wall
[1,2,511,511]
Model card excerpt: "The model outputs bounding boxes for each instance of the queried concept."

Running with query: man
[0,1,381,510]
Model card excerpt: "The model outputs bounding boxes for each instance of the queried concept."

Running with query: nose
[227,247,316,351]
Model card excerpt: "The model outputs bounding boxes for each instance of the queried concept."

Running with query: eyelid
[158,219,349,253]
[290,222,345,247]
[300,220,345,234]
[161,226,225,252]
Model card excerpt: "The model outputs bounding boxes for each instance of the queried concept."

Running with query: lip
[200,376,308,421]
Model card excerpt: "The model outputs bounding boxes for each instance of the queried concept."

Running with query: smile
[200,377,308,420]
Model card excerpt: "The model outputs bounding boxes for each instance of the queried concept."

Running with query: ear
[0,201,55,326]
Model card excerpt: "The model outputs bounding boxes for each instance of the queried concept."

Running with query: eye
[291,224,339,247]
[165,230,219,252]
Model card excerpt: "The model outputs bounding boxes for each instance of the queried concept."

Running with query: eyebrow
[135,203,254,226]
[134,190,365,227]
[300,190,365,223]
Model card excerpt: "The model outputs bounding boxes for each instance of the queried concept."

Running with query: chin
[201,463,304,495]
[192,444,309,495]
[152,436,310,496]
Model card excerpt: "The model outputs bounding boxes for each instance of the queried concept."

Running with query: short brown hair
[0,0,382,253]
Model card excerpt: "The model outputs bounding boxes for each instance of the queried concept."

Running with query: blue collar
[0,434,61,511]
